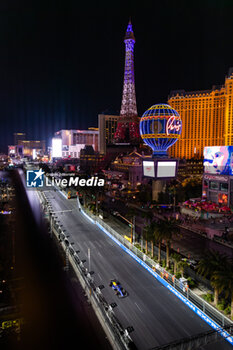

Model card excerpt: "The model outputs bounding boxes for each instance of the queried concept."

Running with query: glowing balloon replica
[140,104,182,157]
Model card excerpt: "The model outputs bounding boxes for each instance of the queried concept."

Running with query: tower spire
[114,20,139,144]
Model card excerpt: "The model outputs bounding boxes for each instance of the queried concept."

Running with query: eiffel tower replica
[114,20,140,145]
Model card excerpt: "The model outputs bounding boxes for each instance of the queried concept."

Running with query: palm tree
[78,183,104,212]
[171,252,182,274]
[88,202,96,213]
[155,218,180,268]
[153,221,163,264]
[141,211,153,254]
[143,224,150,255]
[178,259,188,278]
[197,250,229,306]
[212,261,233,318]
[77,187,87,208]
[143,221,157,257]
[78,182,95,208]
[165,219,180,269]
[125,207,137,242]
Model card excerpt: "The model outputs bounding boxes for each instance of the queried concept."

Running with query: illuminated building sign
[203,174,229,182]
[204,146,233,175]
[166,116,182,135]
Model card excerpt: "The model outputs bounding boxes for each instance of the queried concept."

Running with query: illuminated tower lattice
[114,20,140,144]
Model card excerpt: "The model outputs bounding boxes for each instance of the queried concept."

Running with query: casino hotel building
[168,68,233,159]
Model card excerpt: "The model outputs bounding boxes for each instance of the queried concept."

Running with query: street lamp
[116,213,134,244]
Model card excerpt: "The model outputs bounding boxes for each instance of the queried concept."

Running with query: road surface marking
[135,302,142,313]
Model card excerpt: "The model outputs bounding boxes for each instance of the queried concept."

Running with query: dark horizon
[2,0,233,152]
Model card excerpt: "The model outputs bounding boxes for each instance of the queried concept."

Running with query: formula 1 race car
[109,279,128,298]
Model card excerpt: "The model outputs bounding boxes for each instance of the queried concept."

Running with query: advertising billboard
[52,138,62,158]
[203,146,233,175]
[143,160,177,178]
[157,161,177,178]
[143,161,155,177]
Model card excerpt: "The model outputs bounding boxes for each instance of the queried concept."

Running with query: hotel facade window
[168,71,233,159]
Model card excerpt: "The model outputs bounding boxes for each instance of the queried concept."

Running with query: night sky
[1,0,233,152]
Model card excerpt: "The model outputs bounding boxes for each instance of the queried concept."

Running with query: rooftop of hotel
[169,68,233,99]
[169,85,225,98]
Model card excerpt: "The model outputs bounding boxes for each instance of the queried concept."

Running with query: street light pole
[173,187,176,214]
[133,216,135,244]
[116,213,134,244]
[130,223,133,244]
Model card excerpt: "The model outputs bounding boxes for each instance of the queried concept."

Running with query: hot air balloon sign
[140,104,182,157]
